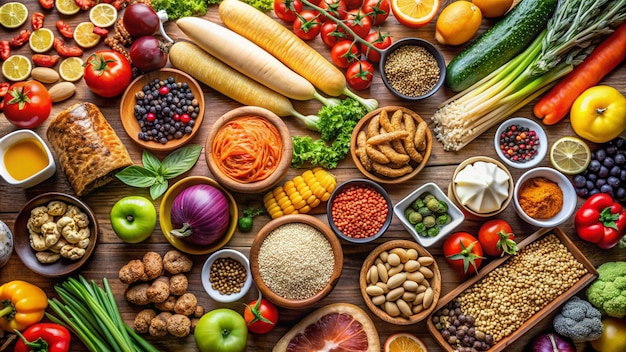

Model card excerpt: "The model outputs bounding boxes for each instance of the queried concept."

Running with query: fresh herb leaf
[115,166,159,188]
[150,180,169,200]
[142,150,161,174]
[160,145,202,179]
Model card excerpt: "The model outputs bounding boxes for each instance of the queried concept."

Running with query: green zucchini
[445,0,557,92]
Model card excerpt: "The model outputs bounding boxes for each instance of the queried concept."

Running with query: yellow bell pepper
[0,280,47,332]
[570,85,626,143]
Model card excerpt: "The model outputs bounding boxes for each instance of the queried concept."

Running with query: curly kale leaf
[151,0,208,20]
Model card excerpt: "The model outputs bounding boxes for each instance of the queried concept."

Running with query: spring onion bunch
[432,0,626,151]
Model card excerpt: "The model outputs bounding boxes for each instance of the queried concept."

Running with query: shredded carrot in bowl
[212,116,283,183]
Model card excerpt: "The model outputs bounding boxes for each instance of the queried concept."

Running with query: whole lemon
[435,1,482,46]
[472,0,513,18]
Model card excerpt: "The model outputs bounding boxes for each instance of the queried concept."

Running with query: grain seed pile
[209,257,248,295]
[257,222,335,300]
[383,45,440,97]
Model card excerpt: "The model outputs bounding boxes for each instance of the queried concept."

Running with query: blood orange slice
[273,303,380,352]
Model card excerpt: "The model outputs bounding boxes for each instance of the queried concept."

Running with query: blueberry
[600,184,614,196]
[573,175,586,188]
[587,173,597,182]
[615,153,626,165]
[621,169,626,181]
[576,187,589,197]
[606,144,618,155]
[608,176,620,188]
[610,166,622,176]
[615,187,626,200]
[596,178,607,188]
[599,166,610,178]
[588,159,602,172]
[604,157,615,168]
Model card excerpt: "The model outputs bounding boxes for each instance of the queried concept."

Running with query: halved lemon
[384,333,428,352]
[0,2,28,29]
[550,136,591,175]
[2,55,32,82]
[59,57,84,82]
[89,3,118,28]
[74,22,101,48]
[55,0,80,16]
[391,0,439,28]
[29,28,55,53]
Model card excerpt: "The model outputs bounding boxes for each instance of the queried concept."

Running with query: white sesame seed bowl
[201,248,253,303]
[494,117,548,169]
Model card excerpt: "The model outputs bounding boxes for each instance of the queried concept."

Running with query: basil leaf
[159,145,202,179]
[116,166,158,188]
[150,180,169,200]
[142,150,161,173]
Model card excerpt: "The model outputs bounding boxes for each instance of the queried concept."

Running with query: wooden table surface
[1,1,625,351]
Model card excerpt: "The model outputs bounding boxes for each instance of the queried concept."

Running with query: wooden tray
[426,227,598,352]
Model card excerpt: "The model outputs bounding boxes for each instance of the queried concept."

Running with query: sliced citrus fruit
[55,0,80,16]
[89,3,118,28]
[435,1,482,45]
[391,0,439,28]
[0,2,28,29]
[2,55,32,81]
[384,333,428,352]
[550,136,591,175]
[74,22,101,48]
[59,57,84,82]
[29,28,55,53]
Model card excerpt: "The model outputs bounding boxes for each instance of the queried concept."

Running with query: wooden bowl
[249,214,343,309]
[159,176,237,255]
[206,106,292,194]
[13,192,98,278]
[119,68,205,152]
[350,106,432,184]
[360,239,441,325]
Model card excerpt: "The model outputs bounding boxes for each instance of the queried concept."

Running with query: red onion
[530,333,576,352]
[129,36,168,72]
[170,184,230,246]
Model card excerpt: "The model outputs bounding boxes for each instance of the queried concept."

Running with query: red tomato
[362,30,392,62]
[331,40,360,68]
[84,50,133,98]
[243,296,279,334]
[346,60,374,90]
[273,0,303,22]
[362,0,390,25]
[344,0,363,9]
[2,80,51,128]
[321,22,349,47]
[293,10,323,41]
[442,232,484,275]
[318,0,348,20]
[344,9,372,38]
[478,219,518,257]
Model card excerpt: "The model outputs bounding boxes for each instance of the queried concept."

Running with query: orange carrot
[212,116,283,183]
[533,22,626,125]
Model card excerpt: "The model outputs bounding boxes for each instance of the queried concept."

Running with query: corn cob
[263,167,336,219]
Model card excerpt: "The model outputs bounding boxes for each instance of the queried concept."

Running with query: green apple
[110,196,157,243]
[195,308,248,352]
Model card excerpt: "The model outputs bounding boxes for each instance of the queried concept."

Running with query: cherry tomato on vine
[344,0,363,9]
[293,10,323,41]
[362,0,391,25]
[344,9,372,38]
[274,0,303,22]
[443,232,484,275]
[331,40,360,68]
[478,219,518,257]
[321,22,347,47]
[346,60,374,90]
[362,30,392,62]
[318,0,348,20]
[243,294,278,334]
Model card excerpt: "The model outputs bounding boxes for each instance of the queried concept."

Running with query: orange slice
[384,332,428,352]
[391,0,439,28]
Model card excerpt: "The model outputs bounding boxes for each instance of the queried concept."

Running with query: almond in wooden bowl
[249,214,343,309]
[119,68,205,152]
[206,106,293,194]
[360,239,441,325]
[350,106,432,184]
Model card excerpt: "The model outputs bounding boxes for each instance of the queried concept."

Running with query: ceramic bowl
[205,106,293,194]
[513,167,577,227]
[201,248,253,303]
[159,176,237,255]
[394,182,464,248]
[0,129,55,188]
[379,37,446,100]
[494,117,548,169]
[350,106,432,184]
[360,240,441,325]
[249,214,343,309]
[13,192,98,277]
[119,68,205,152]
[327,179,392,243]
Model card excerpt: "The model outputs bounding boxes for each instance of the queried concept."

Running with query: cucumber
[445,0,557,92]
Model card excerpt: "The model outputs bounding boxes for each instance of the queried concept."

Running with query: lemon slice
[29,28,55,53]
[2,55,32,81]
[74,22,101,48]
[0,2,28,29]
[391,0,439,28]
[55,0,80,16]
[89,3,118,28]
[550,136,591,175]
[59,57,84,82]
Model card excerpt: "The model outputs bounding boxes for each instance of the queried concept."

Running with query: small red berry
[146,112,156,122]
[159,86,170,95]
[180,113,191,124]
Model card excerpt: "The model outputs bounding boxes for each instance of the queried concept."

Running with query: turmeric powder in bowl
[518,177,563,219]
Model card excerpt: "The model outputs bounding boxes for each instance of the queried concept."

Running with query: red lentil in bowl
[327,179,393,243]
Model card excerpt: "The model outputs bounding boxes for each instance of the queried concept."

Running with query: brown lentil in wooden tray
[426,227,598,352]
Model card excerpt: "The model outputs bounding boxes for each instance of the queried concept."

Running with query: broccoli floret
[586,261,626,318]
[553,296,603,342]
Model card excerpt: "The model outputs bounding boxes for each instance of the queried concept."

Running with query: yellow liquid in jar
[4,138,48,181]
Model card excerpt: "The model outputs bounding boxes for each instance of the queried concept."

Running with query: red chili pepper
[575,193,626,249]
[55,21,74,39]
[14,323,71,352]
[74,0,97,10]
[38,0,54,9]
[53,38,83,57]
[31,12,45,31]
[0,41,10,61]
[111,0,127,10]
[92,26,109,37]
[9,30,31,48]
[32,54,60,67]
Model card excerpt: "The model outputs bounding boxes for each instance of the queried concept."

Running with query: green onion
[432,0,626,151]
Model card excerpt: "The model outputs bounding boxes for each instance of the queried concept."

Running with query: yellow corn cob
[263,168,336,219]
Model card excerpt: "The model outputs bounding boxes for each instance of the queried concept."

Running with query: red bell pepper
[575,193,626,249]
[14,323,71,352]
